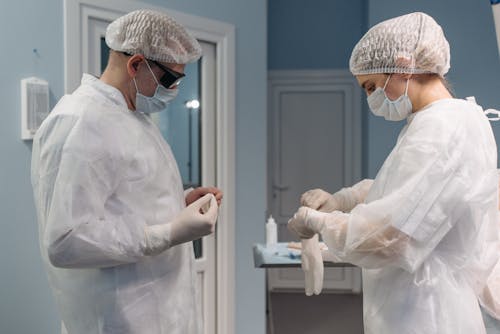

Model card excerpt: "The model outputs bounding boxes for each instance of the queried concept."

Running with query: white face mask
[367,75,412,121]
[134,61,179,114]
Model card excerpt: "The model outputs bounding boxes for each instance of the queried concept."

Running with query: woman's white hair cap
[349,12,450,77]
[105,9,202,64]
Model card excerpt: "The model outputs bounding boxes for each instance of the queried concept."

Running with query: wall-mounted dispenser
[21,77,49,140]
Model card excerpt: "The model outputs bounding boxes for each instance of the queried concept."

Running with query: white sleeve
[332,178,374,213]
[321,115,474,272]
[479,258,500,320]
[44,149,150,269]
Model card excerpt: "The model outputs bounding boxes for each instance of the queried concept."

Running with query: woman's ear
[394,55,414,69]
[394,56,414,80]
[391,72,411,81]
[126,54,145,78]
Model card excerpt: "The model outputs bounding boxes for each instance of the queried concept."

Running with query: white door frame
[64,1,236,333]
[196,40,217,334]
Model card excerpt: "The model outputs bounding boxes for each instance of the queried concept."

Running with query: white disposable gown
[31,74,202,334]
[321,98,500,334]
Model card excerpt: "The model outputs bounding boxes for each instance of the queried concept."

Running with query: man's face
[135,60,186,97]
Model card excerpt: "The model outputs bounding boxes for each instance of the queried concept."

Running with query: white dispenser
[266,215,277,247]
[21,77,49,140]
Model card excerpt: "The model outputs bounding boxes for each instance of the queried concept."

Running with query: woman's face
[356,73,410,101]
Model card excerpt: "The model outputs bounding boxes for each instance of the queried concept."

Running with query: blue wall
[268,0,370,177]
[268,0,367,70]
[0,0,267,334]
[366,0,500,177]
[0,1,64,333]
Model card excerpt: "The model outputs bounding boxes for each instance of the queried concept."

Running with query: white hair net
[350,12,450,77]
[105,9,202,64]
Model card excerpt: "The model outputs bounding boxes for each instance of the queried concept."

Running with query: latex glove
[301,179,373,213]
[301,188,340,212]
[288,206,326,239]
[144,194,218,255]
[185,186,223,207]
[301,234,324,296]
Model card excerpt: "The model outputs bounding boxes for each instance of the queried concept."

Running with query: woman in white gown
[288,12,500,334]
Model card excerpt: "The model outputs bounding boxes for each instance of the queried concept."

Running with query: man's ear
[126,54,145,78]
[400,72,412,80]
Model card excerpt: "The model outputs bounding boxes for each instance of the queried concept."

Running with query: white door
[89,26,217,334]
[268,70,362,239]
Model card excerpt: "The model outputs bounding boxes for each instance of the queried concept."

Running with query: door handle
[273,184,289,191]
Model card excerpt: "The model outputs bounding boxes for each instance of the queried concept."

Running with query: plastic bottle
[266,215,277,247]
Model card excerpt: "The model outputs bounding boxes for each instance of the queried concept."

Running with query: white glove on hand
[144,194,218,255]
[301,179,373,213]
[288,206,326,239]
[301,188,339,212]
[301,234,324,296]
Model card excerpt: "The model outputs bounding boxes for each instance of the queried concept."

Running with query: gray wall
[0,0,267,333]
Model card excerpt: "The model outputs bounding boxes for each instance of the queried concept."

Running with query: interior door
[93,26,217,334]
[269,82,359,240]
[267,70,363,297]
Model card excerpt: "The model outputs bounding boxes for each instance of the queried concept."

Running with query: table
[253,242,355,268]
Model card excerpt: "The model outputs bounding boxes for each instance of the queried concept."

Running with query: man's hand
[145,194,219,254]
[186,187,223,207]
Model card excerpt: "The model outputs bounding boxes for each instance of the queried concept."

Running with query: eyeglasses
[149,60,185,89]
[121,52,185,89]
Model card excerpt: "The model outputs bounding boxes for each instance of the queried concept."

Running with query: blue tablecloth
[253,243,353,268]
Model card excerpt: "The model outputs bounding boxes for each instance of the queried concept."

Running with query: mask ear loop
[133,59,151,95]
[133,77,140,93]
[383,74,392,90]
[404,76,410,96]
[144,60,160,86]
